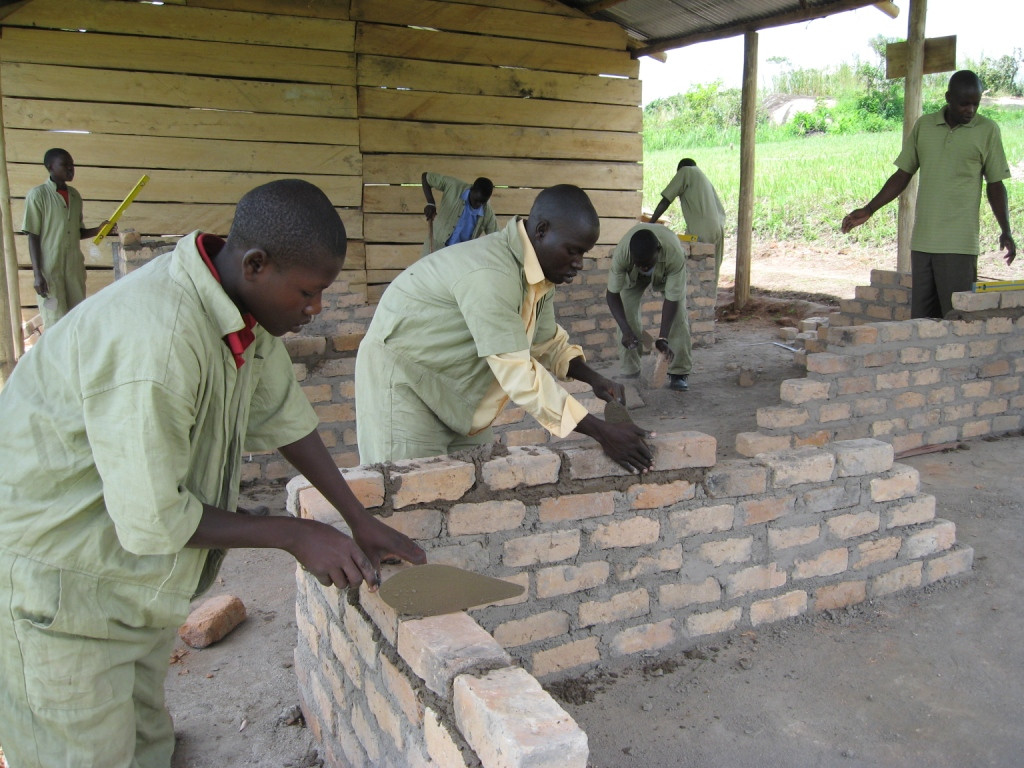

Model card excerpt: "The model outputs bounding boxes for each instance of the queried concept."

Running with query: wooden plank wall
[2,0,363,309]
[3,0,643,312]
[351,0,642,301]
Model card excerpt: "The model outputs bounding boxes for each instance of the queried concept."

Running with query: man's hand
[841,207,871,233]
[594,419,654,474]
[424,203,437,222]
[655,337,674,362]
[1000,232,1017,266]
[289,518,425,591]
[591,374,626,406]
[33,273,48,297]
[620,330,640,350]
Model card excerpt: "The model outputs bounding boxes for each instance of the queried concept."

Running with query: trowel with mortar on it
[378,563,524,618]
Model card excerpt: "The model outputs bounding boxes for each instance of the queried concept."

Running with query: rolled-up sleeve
[486,350,590,438]
[245,339,319,452]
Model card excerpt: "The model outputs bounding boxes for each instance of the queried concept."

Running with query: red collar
[196,233,256,369]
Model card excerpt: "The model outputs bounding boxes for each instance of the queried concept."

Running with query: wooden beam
[632,0,880,56]
[896,0,926,273]
[735,31,758,310]
[885,34,955,78]
[583,0,630,12]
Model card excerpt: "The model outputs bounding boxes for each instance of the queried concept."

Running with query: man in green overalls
[22,148,112,329]
[650,157,727,281]
[357,184,654,473]
[421,171,498,256]
[606,223,693,391]
[0,180,425,768]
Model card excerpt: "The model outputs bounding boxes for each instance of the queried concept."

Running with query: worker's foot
[619,371,641,380]
[668,374,689,391]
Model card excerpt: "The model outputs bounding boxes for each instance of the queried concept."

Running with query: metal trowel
[378,564,524,617]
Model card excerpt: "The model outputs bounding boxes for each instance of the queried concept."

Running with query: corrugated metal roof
[559,0,886,55]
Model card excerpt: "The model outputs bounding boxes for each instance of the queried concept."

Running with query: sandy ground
[162,266,1024,767]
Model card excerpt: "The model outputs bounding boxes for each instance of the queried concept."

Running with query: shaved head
[229,179,346,267]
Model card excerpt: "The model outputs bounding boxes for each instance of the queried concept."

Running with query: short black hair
[228,179,346,267]
[43,148,72,169]
[948,69,983,93]
[677,157,697,170]
[529,184,599,231]
[629,228,660,267]
[472,177,495,198]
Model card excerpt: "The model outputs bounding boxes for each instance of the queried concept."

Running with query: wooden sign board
[886,35,957,79]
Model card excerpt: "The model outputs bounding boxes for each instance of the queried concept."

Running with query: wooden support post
[897,0,926,273]
[0,71,21,386]
[735,30,758,309]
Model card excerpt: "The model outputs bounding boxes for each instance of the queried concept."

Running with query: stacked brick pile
[289,431,971,767]
[832,269,913,326]
[738,304,1024,457]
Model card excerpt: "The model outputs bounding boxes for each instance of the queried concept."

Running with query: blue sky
[639,0,1022,103]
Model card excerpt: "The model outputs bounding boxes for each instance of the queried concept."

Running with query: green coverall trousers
[616,278,692,378]
[0,552,178,768]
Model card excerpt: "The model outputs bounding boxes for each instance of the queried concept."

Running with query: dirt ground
[162,242,1024,768]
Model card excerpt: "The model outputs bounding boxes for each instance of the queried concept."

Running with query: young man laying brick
[0,179,425,768]
[356,184,654,473]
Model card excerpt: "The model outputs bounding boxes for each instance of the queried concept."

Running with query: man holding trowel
[356,184,654,473]
[607,223,693,392]
[421,171,498,256]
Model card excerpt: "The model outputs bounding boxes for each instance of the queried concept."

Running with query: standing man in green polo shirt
[0,180,425,768]
[841,70,1016,318]
[357,184,654,473]
[649,157,727,280]
[606,223,693,391]
[421,171,498,256]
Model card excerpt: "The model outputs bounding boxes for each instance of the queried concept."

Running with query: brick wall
[738,290,1024,457]
[241,243,719,479]
[832,269,913,326]
[288,432,972,767]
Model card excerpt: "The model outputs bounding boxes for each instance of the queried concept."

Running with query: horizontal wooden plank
[184,0,351,20]
[357,89,641,132]
[475,0,585,15]
[366,268,404,284]
[2,0,356,52]
[364,214,637,250]
[2,98,358,147]
[363,155,643,191]
[6,130,362,176]
[357,55,640,107]
[18,267,114,307]
[14,233,367,271]
[11,200,363,240]
[351,0,626,50]
[365,245,421,271]
[7,165,361,207]
[360,119,641,162]
[0,27,355,85]
[2,63,356,119]
[362,185,641,218]
[356,23,639,79]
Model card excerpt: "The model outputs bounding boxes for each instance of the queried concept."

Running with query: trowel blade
[378,564,524,617]
[604,399,637,426]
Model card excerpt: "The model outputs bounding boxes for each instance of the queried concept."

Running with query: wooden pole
[0,65,20,386]
[735,30,758,309]
[896,0,926,273]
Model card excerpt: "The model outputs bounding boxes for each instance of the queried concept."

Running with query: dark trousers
[910,251,977,319]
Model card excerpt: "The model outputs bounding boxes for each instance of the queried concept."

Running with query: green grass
[645,108,1024,249]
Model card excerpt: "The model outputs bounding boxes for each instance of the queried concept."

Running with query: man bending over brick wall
[356,184,654,473]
